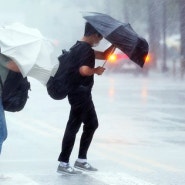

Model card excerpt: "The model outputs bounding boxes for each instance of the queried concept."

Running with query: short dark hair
[84,22,102,37]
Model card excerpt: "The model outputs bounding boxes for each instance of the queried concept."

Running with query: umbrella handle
[102,60,107,67]
[102,47,116,67]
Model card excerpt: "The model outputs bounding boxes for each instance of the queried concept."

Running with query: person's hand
[95,66,105,75]
[7,60,20,72]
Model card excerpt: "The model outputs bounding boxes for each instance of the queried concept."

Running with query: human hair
[84,22,102,37]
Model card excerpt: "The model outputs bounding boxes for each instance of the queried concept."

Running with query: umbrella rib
[2,39,42,53]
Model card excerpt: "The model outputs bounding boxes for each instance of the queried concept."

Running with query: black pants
[58,91,98,163]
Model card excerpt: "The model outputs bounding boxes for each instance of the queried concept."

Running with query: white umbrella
[0,23,58,85]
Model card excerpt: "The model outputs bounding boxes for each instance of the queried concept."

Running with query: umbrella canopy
[0,23,58,85]
[83,12,149,68]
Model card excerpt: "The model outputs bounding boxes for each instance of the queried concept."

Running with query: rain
[0,0,185,185]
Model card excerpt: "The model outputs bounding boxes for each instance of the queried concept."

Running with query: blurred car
[105,52,150,76]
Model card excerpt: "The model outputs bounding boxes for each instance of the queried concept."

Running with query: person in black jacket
[57,22,115,174]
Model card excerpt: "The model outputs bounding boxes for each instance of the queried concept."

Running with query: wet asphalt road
[1,73,185,185]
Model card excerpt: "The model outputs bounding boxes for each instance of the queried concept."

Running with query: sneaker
[57,164,82,175]
[74,161,98,171]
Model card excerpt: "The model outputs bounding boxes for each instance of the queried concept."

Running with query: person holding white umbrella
[0,53,20,154]
[0,23,58,85]
[0,23,57,154]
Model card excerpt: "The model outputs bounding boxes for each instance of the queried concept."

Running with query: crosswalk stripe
[95,142,182,172]
[90,172,155,185]
[91,148,153,173]
[1,173,40,185]
[6,115,61,138]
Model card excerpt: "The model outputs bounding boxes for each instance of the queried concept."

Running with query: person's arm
[6,60,20,72]
[79,65,105,76]
[94,44,116,60]
[0,54,20,72]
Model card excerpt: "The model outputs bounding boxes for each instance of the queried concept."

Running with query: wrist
[92,68,97,75]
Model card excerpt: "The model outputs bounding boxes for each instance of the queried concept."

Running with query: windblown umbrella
[83,12,149,68]
[0,23,58,85]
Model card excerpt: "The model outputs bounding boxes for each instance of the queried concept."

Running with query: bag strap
[0,76,3,89]
[69,42,81,51]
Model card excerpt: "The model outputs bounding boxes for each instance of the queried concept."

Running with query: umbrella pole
[102,60,107,67]
[102,47,116,67]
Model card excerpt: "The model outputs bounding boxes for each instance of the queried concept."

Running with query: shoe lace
[66,165,74,172]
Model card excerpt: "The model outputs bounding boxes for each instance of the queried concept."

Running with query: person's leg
[74,100,98,171]
[58,106,82,163]
[78,100,98,159]
[0,99,7,154]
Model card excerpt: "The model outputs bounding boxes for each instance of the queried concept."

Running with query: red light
[145,53,152,63]
[108,54,117,63]
[116,53,128,60]
[107,53,129,64]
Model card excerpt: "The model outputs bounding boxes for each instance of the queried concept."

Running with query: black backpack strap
[69,41,81,51]
[0,76,3,89]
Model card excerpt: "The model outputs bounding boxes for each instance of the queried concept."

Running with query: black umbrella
[83,12,149,68]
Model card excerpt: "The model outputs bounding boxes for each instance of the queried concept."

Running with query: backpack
[0,71,31,112]
[47,45,79,100]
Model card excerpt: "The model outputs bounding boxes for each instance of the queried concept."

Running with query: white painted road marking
[1,173,40,185]
[1,172,156,185]
[90,172,156,185]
